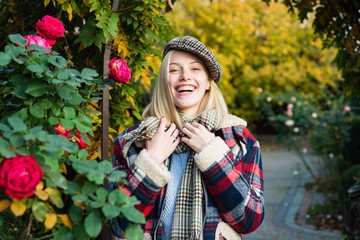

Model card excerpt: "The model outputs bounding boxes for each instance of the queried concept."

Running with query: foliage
[0,32,145,239]
[257,89,360,217]
[166,0,342,130]
[0,0,175,155]
[261,0,360,96]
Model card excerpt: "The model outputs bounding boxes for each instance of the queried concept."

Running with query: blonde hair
[142,50,228,129]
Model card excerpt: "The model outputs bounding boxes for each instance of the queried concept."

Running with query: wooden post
[100,1,119,239]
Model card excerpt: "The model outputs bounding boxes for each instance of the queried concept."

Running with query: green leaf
[30,103,44,118]
[125,224,144,240]
[9,34,27,47]
[44,135,70,152]
[52,102,62,116]
[74,224,90,240]
[9,133,24,148]
[69,205,83,223]
[84,209,102,238]
[63,180,80,195]
[56,85,75,99]
[0,139,15,158]
[12,108,28,120]
[108,170,127,183]
[103,78,115,86]
[49,116,59,125]
[96,187,108,202]
[46,171,68,190]
[73,114,92,133]
[53,227,74,240]
[5,44,25,59]
[81,182,96,196]
[48,55,67,69]
[14,85,28,99]
[68,92,84,105]
[0,123,11,132]
[72,195,87,202]
[47,188,64,208]
[39,99,52,109]
[77,149,88,159]
[15,147,30,156]
[60,118,74,130]
[108,189,127,205]
[32,201,47,222]
[80,132,91,146]
[25,82,49,97]
[80,68,99,80]
[120,204,146,224]
[0,52,11,66]
[72,160,98,174]
[102,204,121,219]
[63,107,76,119]
[8,116,27,132]
[27,64,44,73]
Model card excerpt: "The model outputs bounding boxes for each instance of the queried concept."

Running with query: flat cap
[163,36,222,83]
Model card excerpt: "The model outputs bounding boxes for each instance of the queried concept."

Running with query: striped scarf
[121,109,219,239]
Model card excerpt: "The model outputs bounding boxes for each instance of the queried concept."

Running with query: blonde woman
[110,36,264,240]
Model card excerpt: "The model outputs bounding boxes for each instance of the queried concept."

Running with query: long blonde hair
[142,50,228,129]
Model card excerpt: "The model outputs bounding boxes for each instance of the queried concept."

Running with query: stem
[116,3,141,12]
[36,233,55,240]
[18,213,34,240]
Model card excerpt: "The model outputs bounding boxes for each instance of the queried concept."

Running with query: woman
[110,36,264,240]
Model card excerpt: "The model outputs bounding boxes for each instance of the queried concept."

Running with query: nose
[180,69,191,81]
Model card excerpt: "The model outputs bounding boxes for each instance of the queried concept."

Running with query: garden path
[243,135,342,240]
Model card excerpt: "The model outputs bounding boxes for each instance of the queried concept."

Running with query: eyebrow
[169,61,203,65]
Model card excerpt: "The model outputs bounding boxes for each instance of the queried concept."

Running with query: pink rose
[344,106,351,113]
[24,35,52,51]
[73,131,88,150]
[0,155,43,200]
[108,58,132,83]
[54,123,71,139]
[36,15,65,45]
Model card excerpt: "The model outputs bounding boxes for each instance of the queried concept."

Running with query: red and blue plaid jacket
[110,123,264,240]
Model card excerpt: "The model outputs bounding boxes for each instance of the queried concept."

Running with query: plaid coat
[110,115,264,240]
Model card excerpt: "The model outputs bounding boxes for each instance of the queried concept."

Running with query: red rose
[24,35,52,51]
[108,58,131,83]
[0,155,43,200]
[73,131,88,150]
[54,123,71,139]
[36,15,65,45]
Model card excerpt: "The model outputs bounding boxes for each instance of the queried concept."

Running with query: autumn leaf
[0,199,11,212]
[44,213,57,229]
[58,214,73,229]
[10,199,27,216]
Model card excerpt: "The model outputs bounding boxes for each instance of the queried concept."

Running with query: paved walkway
[242,136,342,240]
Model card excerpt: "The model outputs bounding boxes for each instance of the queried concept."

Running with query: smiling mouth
[176,85,196,93]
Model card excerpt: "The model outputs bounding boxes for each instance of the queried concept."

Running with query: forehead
[170,50,203,64]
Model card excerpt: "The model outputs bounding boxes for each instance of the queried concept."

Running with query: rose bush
[0,16,144,239]
[0,155,43,200]
[108,57,132,83]
[35,15,65,45]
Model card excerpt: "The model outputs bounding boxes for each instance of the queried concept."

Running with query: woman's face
[168,51,210,118]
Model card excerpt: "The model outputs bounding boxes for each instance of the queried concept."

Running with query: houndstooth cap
[163,36,222,83]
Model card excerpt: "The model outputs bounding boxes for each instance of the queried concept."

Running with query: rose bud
[54,123,71,139]
[108,58,131,83]
[36,15,65,45]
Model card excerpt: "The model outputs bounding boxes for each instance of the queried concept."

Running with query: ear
[206,81,211,90]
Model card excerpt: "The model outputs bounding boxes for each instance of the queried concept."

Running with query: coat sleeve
[111,126,171,217]
[194,125,264,234]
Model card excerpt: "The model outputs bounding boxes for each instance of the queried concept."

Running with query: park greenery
[0,0,359,239]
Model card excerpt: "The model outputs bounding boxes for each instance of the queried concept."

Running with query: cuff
[135,149,171,187]
[194,136,229,172]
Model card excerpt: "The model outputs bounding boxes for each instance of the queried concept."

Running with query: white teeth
[177,85,195,92]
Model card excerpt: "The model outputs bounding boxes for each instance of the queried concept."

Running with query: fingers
[158,117,167,132]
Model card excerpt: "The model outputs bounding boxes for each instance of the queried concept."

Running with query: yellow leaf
[10,199,27,216]
[0,199,11,212]
[45,188,64,208]
[59,163,67,174]
[35,190,49,201]
[58,214,73,229]
[36,181,44,191]
[44,213,57,229]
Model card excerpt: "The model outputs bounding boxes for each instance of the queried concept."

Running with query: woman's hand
[181,122,215,153]
[145,117,180,165]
